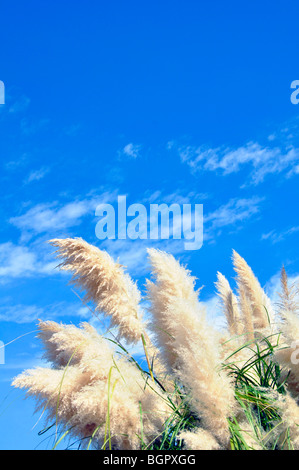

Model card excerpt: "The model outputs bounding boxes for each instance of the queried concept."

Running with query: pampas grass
[48,238,144,345]
[12,238,299,450]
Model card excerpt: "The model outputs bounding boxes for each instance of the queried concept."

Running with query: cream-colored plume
[179,428,222,450]
[146,248,202,372]
[279,266,298,316]
[12,239,299,451]
[215,272,241,337]
[233,250,274,335]
[13,321,171,450]
[238,283,255,341]
[275,393,299,450]
[146,249,236,448]
[274,267,299,398]
[49,238,144,344]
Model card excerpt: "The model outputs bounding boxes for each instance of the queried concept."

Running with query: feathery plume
[12,238,299,451]
[236,419,265,450]
[238,284,255,341]
[48,238,144,344]
[274,267,299,398]
[37,320,118,378]
[179,428,222,450]
[233,250,274,334]
[172,302,236,448]
[12,365,91,421]
[278,266,298,318]
[146,248,202,373]
[146,249,236,447]
[13,321,171,450]
[275,393,299,450]
[274,308,299,399]
[215,272,241,337]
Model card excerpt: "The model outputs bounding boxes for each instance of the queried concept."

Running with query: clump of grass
[224,334,287,449]
[12,238,299,450]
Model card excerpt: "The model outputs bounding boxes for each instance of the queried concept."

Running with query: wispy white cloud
[0,301,91,324]
[261,226,299,244]
[2,191,119,281]
[204,196,263,240]
[10,201,90,235]
[173,139,299,185]
[142,189,209,205]
[9,192,116,238]
[5,189,262,284]
[3,192,119,281]
[96,193,262,272]
[8,95,31,114]
[24,166,50,184]
[0,242,56,281]
[4,153,29,171]
[121,143,142,159]
[0,304,45,324]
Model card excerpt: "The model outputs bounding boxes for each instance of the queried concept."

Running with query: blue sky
[0,0,298,449]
